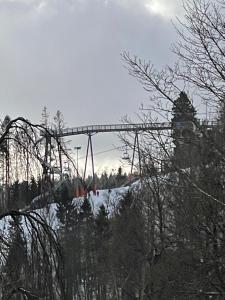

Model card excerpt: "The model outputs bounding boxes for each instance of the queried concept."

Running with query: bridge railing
[58,122,172,137]
[41,120,222,138]
[41,122,172,137]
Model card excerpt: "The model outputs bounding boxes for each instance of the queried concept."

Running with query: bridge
[42,122,172,194]
[35,118,221,202]
[50,122,172,137]
[42,119,219,196]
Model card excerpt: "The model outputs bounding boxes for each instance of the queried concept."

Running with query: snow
[1,177,146,234]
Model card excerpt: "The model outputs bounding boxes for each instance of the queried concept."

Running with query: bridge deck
[52,122,172,137]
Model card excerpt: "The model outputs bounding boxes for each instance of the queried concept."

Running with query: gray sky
[0,0,183,174]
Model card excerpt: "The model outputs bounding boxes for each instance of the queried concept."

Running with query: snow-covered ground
[0,175,146,237]
[38,185,132,227]
[0,183,140,235]
[74,186,130,214]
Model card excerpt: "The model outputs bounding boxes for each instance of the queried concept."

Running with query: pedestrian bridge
[51,122,172,137]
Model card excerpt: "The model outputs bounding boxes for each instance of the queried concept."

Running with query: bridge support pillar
[83,134,96,194]
[131,131,142,177]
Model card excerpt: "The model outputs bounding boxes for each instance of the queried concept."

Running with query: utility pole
[74,146,81,177]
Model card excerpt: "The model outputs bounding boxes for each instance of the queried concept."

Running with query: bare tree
[120,0,225,297]
[0,117,66,299]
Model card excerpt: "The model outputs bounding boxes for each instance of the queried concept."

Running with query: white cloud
[102,0,182,19]
[145,0,182,18]
[0,0,182,19]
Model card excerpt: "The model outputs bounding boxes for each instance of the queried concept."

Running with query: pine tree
[56,183,79,299]
[95,204,109,238]
[78,196,95,298]
[171,91,199,168]
[172,91,196,125]
[111,192,145,299]
[30,176,38,201]
[116,166,127,186]
[11,180,19,209]
[99,171,109,189]
[79,196,93,221]
[3,217,28,299]
[56,183,77,229]
[95,205,111,299]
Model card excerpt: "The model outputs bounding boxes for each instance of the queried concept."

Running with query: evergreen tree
[116,166,127,186]
[19,181,30,207]
[3,217,28,299]
[79,196,93,221]
[10,180,19,209]
[99,171,109,189]
[95,204,109,238]
[111,192,145,299]
[172,91,197,125]
[79,197,95,298]
[56,183,77,228]
[171,91,199,168]
[95,205,111,299]
[108,173,116,188]
[56,183,79,299]
[29,176,38,201]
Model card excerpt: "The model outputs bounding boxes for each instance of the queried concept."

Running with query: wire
[78,146,124,159]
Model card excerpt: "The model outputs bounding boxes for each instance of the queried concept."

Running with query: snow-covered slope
[0,179,143,234]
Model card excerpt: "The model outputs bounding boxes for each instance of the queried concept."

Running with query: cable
[78,146,124,159]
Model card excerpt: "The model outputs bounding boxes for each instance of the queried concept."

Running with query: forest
[2,0,225,299]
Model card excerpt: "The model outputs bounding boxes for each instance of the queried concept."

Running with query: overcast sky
[0,0,183,173]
